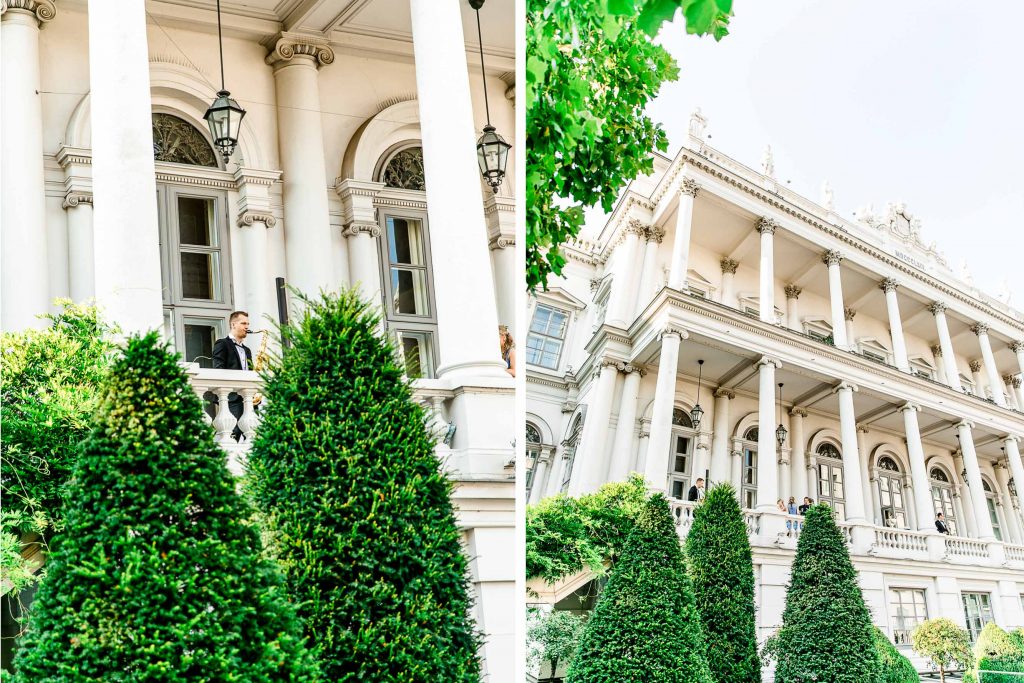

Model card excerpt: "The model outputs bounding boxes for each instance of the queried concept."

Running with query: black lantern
[776,382,788,447]
[203,0,245,163]
[690,359,705,430]
[470,0,511,193]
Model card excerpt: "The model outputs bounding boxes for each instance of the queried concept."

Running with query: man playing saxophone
[213,311,255,440]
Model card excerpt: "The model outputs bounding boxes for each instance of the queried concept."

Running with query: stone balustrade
[871,528,930,555]
[943,536,991,561]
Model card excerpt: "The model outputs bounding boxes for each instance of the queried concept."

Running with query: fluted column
[409,0,506,379]
[835,382,867,522]
[930,302,962,390]
[756,218,778,324]
[571,359,621,495]
[607,221,645,327]
[668,179,700,290]
[784,285,801,331]
[823,250,848,348]
[880,278,910,371]
[1,1,55,330]
[720,258,739,308]
[789,407,808,501]
[644,326,686,490]
[64,193,95,301]
[708,388,735,486]
[931,345,947,385]
[994,462,1023,544]
[901,404,934,532]
[957,421,995,540]
[635,225,665,308]
[607,365,644,482]
[969,360,985,398]
[844,308,857,351]
[1005,437,1024,520]
[973,323,1007,407]
[755,357,782,511]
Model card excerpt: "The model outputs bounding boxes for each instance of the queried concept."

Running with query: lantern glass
[690,403,704,431]
[476,125,511,193]
[776,423,788,447]
[204,90,246,162]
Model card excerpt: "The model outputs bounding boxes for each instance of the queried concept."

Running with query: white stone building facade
[526,116,1024,677]
[0,0,516,679]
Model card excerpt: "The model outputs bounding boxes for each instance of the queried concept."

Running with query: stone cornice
[2,0,56,22]
[155,168,235,190]
[264,31,335,68]
[233,167,282,188]
[55,146,91,168]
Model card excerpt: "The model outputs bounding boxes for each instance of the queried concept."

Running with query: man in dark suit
[935,512,950,535]
[212,311,253,440]
[687,478,705,502]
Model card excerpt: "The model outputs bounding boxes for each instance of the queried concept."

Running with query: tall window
[560,415,583,493]
[741,427,759,510]
[889,588,928,646]
[816,443,846,520]
[981,478,1002,541]
[877,457,908,529]
[930,468,959,536]
[526,422,542,500]
[667,409,695,500]
[961,592,993,642]
[527,304,569,370]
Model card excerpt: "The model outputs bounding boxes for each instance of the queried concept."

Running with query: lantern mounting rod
[471,1,492,126]
[216,0,226,92]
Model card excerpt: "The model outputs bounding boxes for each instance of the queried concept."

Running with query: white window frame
[740,427,758,510]
[888,587,928,646]
[908,356,937,381]
[877,456,909,529]
[738,295,783,325]
[801,316,834,343]
[930,467,960,536]
[816,442,847,520]
[961,592,994,642]
[527,303,571,370]
[667,408,696,500]
[858,338,893,366]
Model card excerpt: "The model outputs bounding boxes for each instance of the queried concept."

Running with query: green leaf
[637,0,680,36]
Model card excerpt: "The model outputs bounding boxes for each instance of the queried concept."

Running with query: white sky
[623,0,1024,302]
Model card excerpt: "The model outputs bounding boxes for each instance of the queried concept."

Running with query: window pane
[676,436,690,454]
[548,309,568,338]
[674,455,687,473]
[396,330,434,379]
[671,481,684,499]
[181,252,218,300]
[183,322,217,367]
[530,306,551,334]
[391,268,429,316]
[387,217,426,266]
[177,196,215,246]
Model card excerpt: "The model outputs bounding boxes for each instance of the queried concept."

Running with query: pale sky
[633,0,1024,303]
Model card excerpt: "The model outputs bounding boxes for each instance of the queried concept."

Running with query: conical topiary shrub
[11,332,318,682]
[873,627,920,683]
[774,503,882,683]
[245,291,480,682]
[566,494,713,683]
[685,482,759,683]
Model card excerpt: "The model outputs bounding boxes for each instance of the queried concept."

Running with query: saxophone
[251,330,269,406]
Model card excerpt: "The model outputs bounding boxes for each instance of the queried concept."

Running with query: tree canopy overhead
[526,0,733,290]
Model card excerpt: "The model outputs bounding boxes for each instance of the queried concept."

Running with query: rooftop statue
[689,107,708,139]
[821,180,835,211]
[761,144,775,178]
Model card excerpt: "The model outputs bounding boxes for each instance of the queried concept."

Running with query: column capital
[237,211,277,228]
[62,192,93,210]
[264,31,335,69]
[969,359,983,373]
[930,344,943,357]
[856,423,870,434]
[879,277,899,293]
[833,381,859,394]
[970,322,990,336]
[713,387,735,400]
[955,419,976,431]
[789,406,808,418]
[844,307,857,321]
[2,0,56,23]
[645,225,666,243]
[1012,376,1023,389]
[1011,340,1024,353]
[624,218,649,237]
[720,257,739,274]
[621,363,647,376]
[679,177,701,197]
[757,355,782,370]
[659,324,687,340]
[784,284,802,299]
[899,402,921,414]
[755,216,778,235]
[1003,434,1021,444]
[598,357,627,372]
[822,249,843,267]
[927,301,948,315]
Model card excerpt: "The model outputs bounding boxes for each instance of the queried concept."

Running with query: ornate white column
[778,446,791,503]
[528,446,553,505]
[644,326,686,490]
[994,462,1023,544]
[1,1,55,330]
[756,218,778,324]
[336,179,384,306]
[571,360,621,495]
[904,474,919,531]
[409,0,506,379]
[789,407,808,502]
[930,302,962,391]
[484,193,516,329]
[755,357,782,511]
[956,421,995,540]
[607,365,644,482]
[969,360,986,399]
[88,0,164,334]
[858,424,876,524]
[720,258,739,308]
[844,308,857,351]
[266,33,336,299]
[807,452,819,504]
[880,278,910,371]
[1012,341,1024,382]
[63,193,95,302]
[1005,437,1024,521]
[784,285,801,332]
[731,441,743,494]
[708,388,734,486]
[668,179,700,290]
[952,485,972,537]
[823,250,848,348]
[972,323,1007,407]
[635,225,665,309]
[1004,376,1021,411]
[835,382,867,522]
[901,404,935,532]
[931,345,948,386]
[607,220,645,327]
[235,168,282,329]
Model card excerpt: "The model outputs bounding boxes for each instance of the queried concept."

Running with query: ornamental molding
[714,387,736,400]
[525,373,571,391]
[342,222,381,238]
[970,322,990,336]
[969,360,983,373]
[855,202,948,268]
[844,307,857,321]
[373,196,427,211]
[927,301,948,315]
[155,169,235,190]
[264,31,335,68]
[783,284,801,299]
[1011,340,1024,353]
[755,216,778,235]
[721,258,739,275]
[645,225,666,244]
[789,406,808,417]
[930,344,943,356]
[879,277,899,293]
[237,211,277,228]
[822,249,843,267]
[234,168,282,188]
[62,192,93,209]
[2,0,55,22]
[55,146,92,168]
[679,177,701,198]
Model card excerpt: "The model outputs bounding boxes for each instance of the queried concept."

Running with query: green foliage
[873,627,921,683]
[526,475,648,583]
[685,483,759,683]
[911,618,973,682]
[527,609,588,679]
[245,291,480,682]
[11,332,318,682]
[774,504,883,683]
[525,0,732,289]
[971,623,1024,683]
[565,494,712,683]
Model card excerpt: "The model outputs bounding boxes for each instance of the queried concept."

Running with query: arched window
[930,467,958,536]
[740,426,759,510]
[816,443,846,520]
[381,146,425,191]
[152,113,218,167]
[877,456,907,528]
[560,415,583,494]
[981,477,1002,541]
[525,422,542,499]
[667,408,696,500]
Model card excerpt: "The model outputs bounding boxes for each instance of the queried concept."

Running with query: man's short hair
[229,311,249,324]
[936,512,943,517]
[696,478,704,483]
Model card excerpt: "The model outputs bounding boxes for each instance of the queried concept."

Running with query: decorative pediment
[855,201,948,268]
[533,286,587,312]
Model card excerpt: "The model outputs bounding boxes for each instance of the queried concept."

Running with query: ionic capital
[899,402,921,414]
[265,31,335,69]
[757,355,782,370]
[622,364,648,377]
[713,387,735,400]
[489,234,515,250]
[755,217,778,235]
[342,222,382,238]
[599,357,626,372]
[237,211,277,228]
[679,178,701,198]
[659,324,687,341]
[784,284,802,300]
[879,277,899,293]
[969,360,983,373]
[970,322,990,337]
[2,0,56,23]
[955,419,976,431]
[927,301,947,315]
[833,381,859,394]
[822,249,843,267]
[62,192,93,210]
[789,406,808,418]
[720,258,739,275]
[844,307,857,321]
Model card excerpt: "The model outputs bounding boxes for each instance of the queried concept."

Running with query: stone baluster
[213,388,236,444]
[238,388,259,442]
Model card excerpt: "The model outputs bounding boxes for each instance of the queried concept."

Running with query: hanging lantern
[204,0,246,164]
[776,382,788,447]
[690,359,705,430]
[470,0,511,193]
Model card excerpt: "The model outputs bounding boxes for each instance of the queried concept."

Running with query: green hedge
[973,623,1024,683]
[566,494,712,683]
[774,504,882,682]
[685,483,759,683]
[873,627,920,683]
[246,291,480,682]
[12,333,317,682]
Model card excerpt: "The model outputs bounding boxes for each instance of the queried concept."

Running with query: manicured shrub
[774,504,882,683]
[873,626,920,683]
[911,618,973,683]
[685,482,759,683]
[566,494,713,683]
[527,609,588,680]
[246,291,480,682]
[972,622,1024,683]
[11,332,318,682]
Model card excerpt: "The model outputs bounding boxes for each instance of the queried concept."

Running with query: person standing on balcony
[213,311,253,440]
[499,325,516,378]
[798,496,813,515]
[935,512,950,535]
[687,478,706,502]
